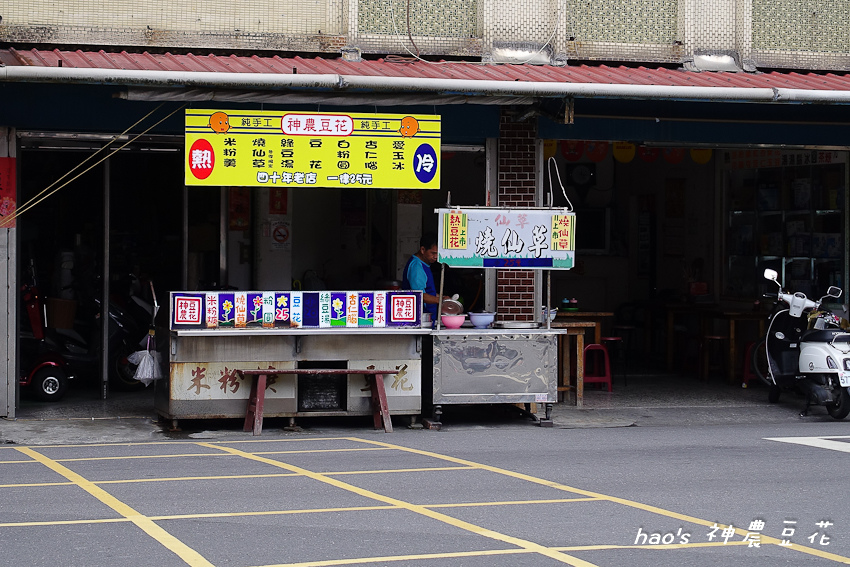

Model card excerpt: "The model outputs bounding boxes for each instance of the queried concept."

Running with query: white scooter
[757,268,850,419]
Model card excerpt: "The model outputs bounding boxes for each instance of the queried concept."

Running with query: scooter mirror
[763,269,778,282]
[827,285,842,299]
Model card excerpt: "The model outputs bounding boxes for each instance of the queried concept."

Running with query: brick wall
[497,109,537,321]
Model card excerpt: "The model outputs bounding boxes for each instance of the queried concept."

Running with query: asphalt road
[1,411,849,567]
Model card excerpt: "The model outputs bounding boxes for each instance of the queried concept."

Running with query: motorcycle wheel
[32,367,69,402]
[110,343,146,391]
[826,388,850,420]
[750,338,773,388]
[768,385,781,404]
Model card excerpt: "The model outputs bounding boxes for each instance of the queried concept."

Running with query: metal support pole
[546,270,551,330]
[219,187,227,288]
[436,262,446,330]
[101,160,110,400]
[182,185,188,289]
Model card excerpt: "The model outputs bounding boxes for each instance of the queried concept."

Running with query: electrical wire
[1,103,168,228]
[406,0,421,59]
[387,0,560,66]
[547,156,573,211]
[388,0,428,63]
[0,103,186,228]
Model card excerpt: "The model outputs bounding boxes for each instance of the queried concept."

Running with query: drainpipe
[3,66,850,104]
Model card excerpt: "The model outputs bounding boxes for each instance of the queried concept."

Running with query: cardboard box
[46,298,77,329]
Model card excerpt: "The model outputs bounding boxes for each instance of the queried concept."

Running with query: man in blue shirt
[402,232,446,319]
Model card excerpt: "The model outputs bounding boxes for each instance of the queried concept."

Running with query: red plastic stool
[583,343,613,392]
[742,341,757,388]
[601,335,626,386]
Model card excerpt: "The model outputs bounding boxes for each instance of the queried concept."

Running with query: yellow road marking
[349,437,850,565]
[17,446,392,464]
[559,541,750,551]
[198,442,599,567]
[0,517,131,527]
[97,472,300,484]
[223,437,360,445]
[14,447,214,567]
[253,547,537,567]
[0,506,400,528]
[326,465,474,475]
[249,541,755,567]
[427,497,602,508]
[41,453,236,463]
[0,465,471,490]
[256,447,391,455]
[97,466,472,485]
[0,481,74,488]
[149,505,398,521]
[0,497,600,527]
[6,437,850,565]
[0,436,355,450]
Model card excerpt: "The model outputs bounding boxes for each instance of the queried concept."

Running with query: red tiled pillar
[497,109,537,322]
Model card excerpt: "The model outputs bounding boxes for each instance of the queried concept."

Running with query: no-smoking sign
[270,221,291,250]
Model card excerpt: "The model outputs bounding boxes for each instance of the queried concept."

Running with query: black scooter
[753,269,850,419]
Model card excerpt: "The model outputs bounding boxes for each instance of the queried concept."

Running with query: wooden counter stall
[156,290,428,433]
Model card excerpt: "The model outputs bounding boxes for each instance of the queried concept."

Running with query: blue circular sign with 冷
[413,143,438,184]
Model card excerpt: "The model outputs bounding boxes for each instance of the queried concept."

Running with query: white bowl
[541,308,558,322]
[469,312,496,328]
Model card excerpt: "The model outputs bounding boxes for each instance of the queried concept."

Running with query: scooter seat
[801,329,850,343]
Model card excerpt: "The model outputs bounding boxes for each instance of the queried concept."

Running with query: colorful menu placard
[171,291,422,330]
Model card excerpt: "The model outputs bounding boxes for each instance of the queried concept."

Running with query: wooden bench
[235,368,400,435]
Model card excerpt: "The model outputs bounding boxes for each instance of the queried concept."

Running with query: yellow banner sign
[185,110,441,189]
[551,214,576,251]
[442,212,468,249]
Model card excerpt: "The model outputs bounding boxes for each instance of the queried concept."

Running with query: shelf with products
[722,151,847,299]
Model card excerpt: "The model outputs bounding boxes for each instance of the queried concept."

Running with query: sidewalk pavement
[0,373,822,446]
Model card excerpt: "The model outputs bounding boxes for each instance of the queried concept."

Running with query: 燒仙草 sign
[437,207,575,269]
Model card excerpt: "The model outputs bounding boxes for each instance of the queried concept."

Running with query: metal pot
[441,298,463,315]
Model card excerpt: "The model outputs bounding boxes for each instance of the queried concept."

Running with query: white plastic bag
[127,349,163,386]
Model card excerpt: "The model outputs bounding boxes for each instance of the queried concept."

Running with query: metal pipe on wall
[6,66,850,104]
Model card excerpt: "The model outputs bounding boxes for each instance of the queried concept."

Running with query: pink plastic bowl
[441,314,466,329]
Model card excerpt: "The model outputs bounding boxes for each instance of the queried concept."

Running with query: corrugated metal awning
[3,48,850,105]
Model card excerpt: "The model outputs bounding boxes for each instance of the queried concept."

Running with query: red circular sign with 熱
[189,138,215,179]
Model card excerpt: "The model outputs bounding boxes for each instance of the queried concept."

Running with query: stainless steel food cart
[428,206,576,427]
[432,328,559,423]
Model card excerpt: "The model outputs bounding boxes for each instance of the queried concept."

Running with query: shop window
[722,150,847,300]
